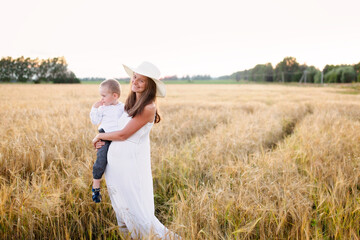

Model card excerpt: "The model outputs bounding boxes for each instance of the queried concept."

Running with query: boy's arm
[89,101,104,125]
[92,104,155,143]
[93,101,103,108]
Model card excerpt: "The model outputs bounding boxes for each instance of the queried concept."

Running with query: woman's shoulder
[144,102,156,112]
[141,102,156,122]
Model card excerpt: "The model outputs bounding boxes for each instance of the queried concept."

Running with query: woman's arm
[93,103,155,143]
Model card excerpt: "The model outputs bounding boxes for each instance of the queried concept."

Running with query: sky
[1,0,360,78]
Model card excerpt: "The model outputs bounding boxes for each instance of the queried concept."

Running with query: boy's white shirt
[90,102,124,132]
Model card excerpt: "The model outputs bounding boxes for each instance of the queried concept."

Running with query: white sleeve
[89,107,103,125]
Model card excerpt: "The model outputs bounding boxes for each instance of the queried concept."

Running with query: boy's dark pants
[93,128,111,180]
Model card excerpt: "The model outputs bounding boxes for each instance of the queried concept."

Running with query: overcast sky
[1,0,360,78]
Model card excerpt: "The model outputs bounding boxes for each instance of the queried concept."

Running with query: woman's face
[131,72,148,94]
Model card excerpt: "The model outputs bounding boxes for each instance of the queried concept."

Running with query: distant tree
[324,66,356,83]
[181,75,190,81]
[13,57,35,82]
[340,67,356,83]
[325,68,339,83]
[250,63,273,82]
[161,75,178,81]
[0,57,14,82]
[243,70,250,80]
[217,75,231,80]
[191,74,211,80]
[353,62,360,82]
[303,66,320,83]
[250,64,264,82]
[35,59,51,82]
[53,70,80,83]
[323,64,337,75]
[229,71,238,81]
[116,77,130,83]
[36,57,79,83]
[314,71,322,83]
[264,63,274,82]
[80,77,106,82]
[274,57,301,82]
[230,71,239,81]
[0,56,79,83]
[47,57,68,82]
[228,57,359,84]
[229,69,250,81]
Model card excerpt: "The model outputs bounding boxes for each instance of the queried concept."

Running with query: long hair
[124,77,161,123]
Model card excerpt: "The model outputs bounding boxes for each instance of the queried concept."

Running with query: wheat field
[0,83,360,239]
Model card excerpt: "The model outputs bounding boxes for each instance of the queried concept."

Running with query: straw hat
[122,61,166,97]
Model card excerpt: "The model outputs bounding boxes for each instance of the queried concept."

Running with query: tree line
[222,57,360,83]
[0,56,79,83]
[2,56,360,84]
[160,74,212,81]
[80,77,131,83]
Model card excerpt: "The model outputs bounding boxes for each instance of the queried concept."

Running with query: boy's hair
[100,79,121,96]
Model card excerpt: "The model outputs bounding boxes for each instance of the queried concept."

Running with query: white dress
[105,112,178,239]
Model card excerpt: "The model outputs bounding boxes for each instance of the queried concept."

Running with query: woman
[92,61,179,239]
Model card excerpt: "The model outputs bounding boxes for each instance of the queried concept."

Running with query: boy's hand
[92,134,105,150]
[93,101,103,108]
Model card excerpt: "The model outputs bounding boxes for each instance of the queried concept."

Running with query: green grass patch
[336,83,360,94]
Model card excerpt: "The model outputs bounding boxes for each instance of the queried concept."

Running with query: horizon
[76,57,359,79]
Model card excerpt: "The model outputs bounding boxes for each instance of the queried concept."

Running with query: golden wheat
[0,83,359,239]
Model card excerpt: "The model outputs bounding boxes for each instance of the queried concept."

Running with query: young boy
[90,79,124,203]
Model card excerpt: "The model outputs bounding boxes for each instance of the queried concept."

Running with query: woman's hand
[92,134,105,149]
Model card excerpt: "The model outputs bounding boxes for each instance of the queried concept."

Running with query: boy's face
[99,86,118,106]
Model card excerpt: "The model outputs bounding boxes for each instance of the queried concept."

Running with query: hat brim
[123,64,166,98]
